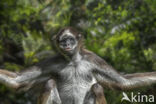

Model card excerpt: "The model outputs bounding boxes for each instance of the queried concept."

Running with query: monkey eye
[69,37,74,41]
[59,40,66,44]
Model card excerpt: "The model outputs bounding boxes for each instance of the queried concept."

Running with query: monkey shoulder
[36,54,66,69]
[82,49,110,68]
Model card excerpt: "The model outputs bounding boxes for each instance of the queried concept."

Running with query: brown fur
[92,83,107,104]
[0,69,17,78]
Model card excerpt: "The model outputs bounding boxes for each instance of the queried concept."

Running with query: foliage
[0,0,156,104]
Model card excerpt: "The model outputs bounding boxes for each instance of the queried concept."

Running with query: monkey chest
[57,61,96,103]
[59,61,94,84]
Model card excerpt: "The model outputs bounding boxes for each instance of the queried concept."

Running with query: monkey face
[59,35,78,54]
[56,28,82,55]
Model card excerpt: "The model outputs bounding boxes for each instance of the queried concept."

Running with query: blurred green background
[0,0,156,104]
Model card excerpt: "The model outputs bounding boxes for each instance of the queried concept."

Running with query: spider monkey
[0,27,156,104]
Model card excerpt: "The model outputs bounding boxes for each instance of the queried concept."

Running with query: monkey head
[54,27,82,55]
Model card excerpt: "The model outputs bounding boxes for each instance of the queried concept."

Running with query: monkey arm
[0,69,20,89]
[93,64,156,90]
[0,55,64,90]
[90,54,156,90]
[0,66,42,90]
[123,72,156,88]
[124,72,156,78]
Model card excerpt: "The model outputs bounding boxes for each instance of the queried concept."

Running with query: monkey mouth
[65,47,72,51]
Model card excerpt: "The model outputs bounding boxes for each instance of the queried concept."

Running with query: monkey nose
[66,43,70,47]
